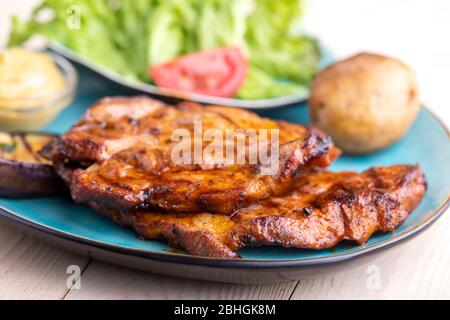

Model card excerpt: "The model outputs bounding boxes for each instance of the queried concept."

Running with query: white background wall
[303,0,450,125]
[1,0,449,125]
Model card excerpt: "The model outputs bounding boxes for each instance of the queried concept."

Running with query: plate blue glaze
[0,65,449,270]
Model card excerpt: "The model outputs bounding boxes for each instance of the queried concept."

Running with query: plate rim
[48,42,332,109]
[0,106,449,269]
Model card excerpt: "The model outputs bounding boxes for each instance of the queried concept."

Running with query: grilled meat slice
[88,165,426,258]
[55,96,332,163]
[54,96,338,214]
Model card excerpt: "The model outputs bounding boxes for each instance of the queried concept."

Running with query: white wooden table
[1,0,449,300]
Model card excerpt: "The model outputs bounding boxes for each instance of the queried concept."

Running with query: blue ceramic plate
[0,66,449,269]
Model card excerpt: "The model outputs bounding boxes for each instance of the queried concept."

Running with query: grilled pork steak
[87,165,426,258]
[54,96,338,214]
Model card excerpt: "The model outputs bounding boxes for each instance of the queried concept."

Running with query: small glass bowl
[0,52,78,131]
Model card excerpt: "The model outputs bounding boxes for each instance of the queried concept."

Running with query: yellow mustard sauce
[0,48,70,130]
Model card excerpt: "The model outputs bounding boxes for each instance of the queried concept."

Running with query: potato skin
[309,53,420,154]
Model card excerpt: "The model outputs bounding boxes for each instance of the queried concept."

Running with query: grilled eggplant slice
[0,131,63,198]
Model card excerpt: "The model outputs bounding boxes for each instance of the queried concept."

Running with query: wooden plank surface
[0,223,89,300]
[1,212,449,299]
[64,261,297,300]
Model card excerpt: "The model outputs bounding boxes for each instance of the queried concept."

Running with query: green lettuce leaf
[8,0,321,99]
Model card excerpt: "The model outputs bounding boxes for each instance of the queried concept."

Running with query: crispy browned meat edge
[86,165,426,259]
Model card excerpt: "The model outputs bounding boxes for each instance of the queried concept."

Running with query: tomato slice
[149,47,247,98]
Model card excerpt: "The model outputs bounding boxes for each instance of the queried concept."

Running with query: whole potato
[309,53,420,154]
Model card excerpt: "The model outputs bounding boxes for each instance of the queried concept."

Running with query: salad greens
[9,0,322,99]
